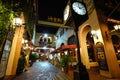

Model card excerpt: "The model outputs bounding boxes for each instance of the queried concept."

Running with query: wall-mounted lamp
[22,39,33,50]
[114,24,120,31]
[22,38,29,50]
[91,30,98,39]
[12,17,23,37]
[13,17,22,27]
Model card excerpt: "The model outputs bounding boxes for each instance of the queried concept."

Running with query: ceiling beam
[107,18,120,24]
[38,20,73,29]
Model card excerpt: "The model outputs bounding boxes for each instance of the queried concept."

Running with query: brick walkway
[8,61,120,80]
[12,61,71,80]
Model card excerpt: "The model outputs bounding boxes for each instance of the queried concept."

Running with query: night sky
[36,0,69,34]
[38,0,68,21]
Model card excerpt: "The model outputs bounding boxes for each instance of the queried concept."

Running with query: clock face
[72,2,86,15]
[64,5,70,21]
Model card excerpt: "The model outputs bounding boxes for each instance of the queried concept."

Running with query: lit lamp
[22,38,28,50]
[91,30,98,39]
[12,17,23,37]
[114,24,120,31]
[13,17,22,27]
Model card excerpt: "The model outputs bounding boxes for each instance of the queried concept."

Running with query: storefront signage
[96,42,108,70]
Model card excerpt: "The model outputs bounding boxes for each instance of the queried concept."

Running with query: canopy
[50,44,76,54]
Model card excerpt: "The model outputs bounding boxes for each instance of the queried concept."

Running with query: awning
[50,44,76,54]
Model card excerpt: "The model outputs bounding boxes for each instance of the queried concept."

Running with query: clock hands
[72,2,86,15]
[78,3,82,9]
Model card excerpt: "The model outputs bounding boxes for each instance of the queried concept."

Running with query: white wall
[56,28,74,48]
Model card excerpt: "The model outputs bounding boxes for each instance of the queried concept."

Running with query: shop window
[86,32,96,62]
[68,35,76,45]
[87,45,96,62]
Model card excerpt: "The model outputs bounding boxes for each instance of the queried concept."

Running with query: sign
[96,42,108,70]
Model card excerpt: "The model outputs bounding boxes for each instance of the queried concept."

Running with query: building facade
[55,0,120,78]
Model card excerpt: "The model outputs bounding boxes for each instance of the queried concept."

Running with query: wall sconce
[13,17,22,27]
[91,30,98,39]
[13,17,23,37]
[22,38,29,50]
[114,24,120,31]
[64,51,68,55]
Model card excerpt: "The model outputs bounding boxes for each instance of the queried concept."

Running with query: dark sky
[36,24,59,34]
[38,0,68,21]
[37,0,68,34]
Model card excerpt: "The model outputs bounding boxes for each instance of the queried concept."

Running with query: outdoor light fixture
[91,30,98,39]
[114,24,120,31]
[44,34,48,37]
[64,51,68,55]
[22,38,29,50]
[13,17,22,26]
[12,17,23,37]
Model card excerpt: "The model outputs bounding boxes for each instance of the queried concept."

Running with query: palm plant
[60,54,73,73]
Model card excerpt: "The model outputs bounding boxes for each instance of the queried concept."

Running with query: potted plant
[16,52,27,74]
[29,52,38,66]
[60,55,72,73]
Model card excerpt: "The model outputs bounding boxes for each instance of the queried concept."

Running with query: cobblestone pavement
[13,61,72,80]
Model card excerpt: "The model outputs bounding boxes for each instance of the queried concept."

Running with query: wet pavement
[12,61,71,80]
[10,61,120,80]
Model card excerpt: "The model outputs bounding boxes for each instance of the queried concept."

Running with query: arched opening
[80,25,98,69]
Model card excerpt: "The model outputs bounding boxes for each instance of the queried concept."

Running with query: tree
[0,0,35,48]
[0,1,14,46]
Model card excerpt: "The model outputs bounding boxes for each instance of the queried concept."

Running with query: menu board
[96,42,108,70]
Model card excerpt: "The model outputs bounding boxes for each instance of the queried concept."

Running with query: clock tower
[67,0,89,80]
[63,0,88,29]
[63,0,72,26]
[71,0,88,30]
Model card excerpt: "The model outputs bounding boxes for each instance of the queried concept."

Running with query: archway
[80,25,98,69]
